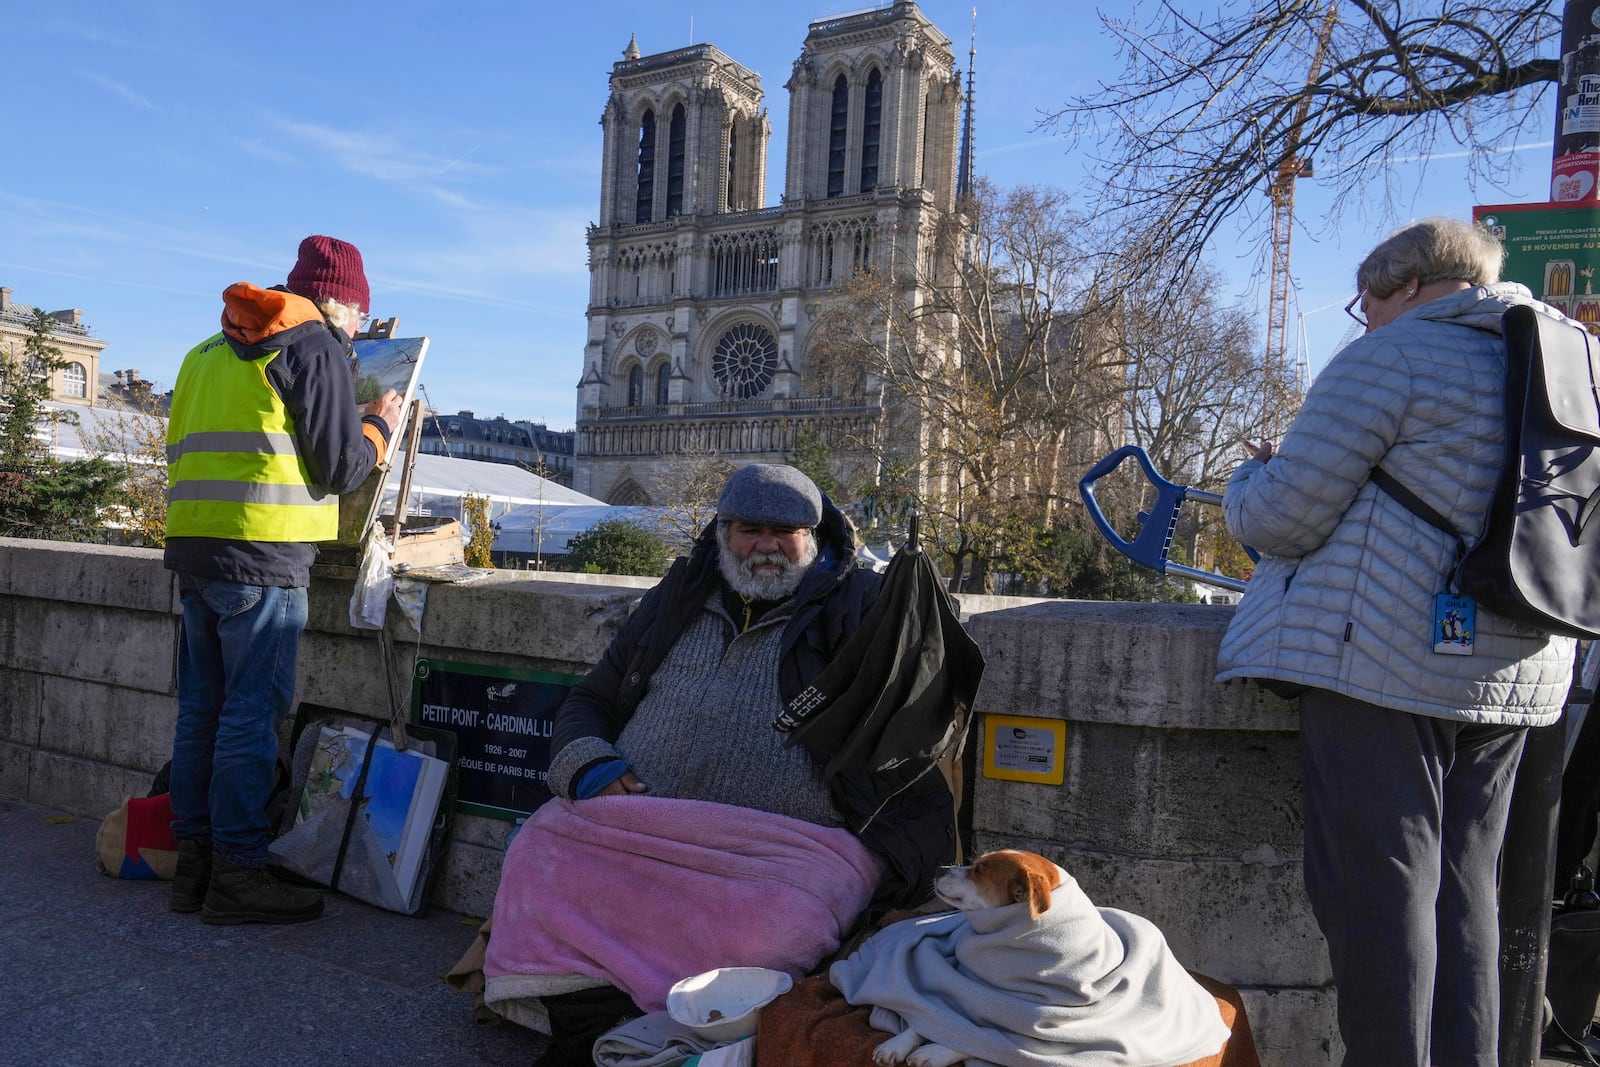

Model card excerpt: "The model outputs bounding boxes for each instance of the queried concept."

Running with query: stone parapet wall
[0,538,1334,1063]
[962,602,1334,1064]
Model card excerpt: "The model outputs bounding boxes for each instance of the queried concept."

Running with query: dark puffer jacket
[549,502,957,908]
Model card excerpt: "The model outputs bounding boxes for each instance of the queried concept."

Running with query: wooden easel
[356,316,401,342]
[316,318,461,573]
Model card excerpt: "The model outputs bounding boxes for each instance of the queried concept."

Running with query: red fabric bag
[95,793,178,880]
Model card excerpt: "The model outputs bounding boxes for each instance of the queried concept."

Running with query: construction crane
[1263,3,1338,441]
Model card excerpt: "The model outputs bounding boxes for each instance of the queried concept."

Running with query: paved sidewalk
[9,792,1596,1067]
[0,796,541,1066]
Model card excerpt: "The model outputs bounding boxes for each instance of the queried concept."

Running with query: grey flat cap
[717,464,823,527]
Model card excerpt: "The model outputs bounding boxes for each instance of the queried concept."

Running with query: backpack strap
[1370,466,1466,549]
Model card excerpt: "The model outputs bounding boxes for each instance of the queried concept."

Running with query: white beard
[718,530,818,600]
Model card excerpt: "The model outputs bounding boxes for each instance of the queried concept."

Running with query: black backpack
[1372,303,1600,640]
[1544,868,1600,1062]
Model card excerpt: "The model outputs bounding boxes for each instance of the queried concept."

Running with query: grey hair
[315,297,364,334]
[1355,216,1504,299]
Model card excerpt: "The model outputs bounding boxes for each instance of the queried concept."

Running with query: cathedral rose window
[711,322,777,400]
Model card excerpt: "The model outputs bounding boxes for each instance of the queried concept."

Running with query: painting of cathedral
[575,1,967,504]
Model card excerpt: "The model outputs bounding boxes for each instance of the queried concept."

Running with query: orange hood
[220,283,325,347]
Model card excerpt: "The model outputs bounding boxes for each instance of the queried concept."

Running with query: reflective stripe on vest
[165,334,337,542]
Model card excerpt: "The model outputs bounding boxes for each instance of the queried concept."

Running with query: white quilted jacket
[1215,283,1576,725]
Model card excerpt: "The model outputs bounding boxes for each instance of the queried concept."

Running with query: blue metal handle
[1078,445,1252,593]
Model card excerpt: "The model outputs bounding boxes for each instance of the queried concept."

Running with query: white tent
[491,503,686,557]
[41,403,599,530]
[41,402,163,461]
[380,449,600,526]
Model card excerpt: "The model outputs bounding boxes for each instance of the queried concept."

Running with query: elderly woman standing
[1215,217,1577,1065]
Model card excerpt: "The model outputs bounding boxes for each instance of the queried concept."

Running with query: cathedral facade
[574,2,965,504]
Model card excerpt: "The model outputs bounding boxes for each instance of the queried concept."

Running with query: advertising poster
[1474,202,1600,331]
[1551,1,1600,203]
[409,659,581,820]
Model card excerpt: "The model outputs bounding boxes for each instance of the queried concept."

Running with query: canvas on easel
[328,334,429,547]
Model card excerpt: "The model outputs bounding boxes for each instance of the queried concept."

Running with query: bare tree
[1123,263,1280,490]
[1045,0,1558,272]
[810,181,1129,591]
[1117,262,1293,579]
[811,181,1293,595]
[652,447,734,553]
[88,393,170,547]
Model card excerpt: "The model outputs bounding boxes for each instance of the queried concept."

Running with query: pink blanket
[483,796,880,1014]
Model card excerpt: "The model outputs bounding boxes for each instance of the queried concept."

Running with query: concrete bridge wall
[0,538,1336,1064]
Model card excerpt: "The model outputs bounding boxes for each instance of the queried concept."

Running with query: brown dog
[932,848,1063,918]
[872,850,1065,1066]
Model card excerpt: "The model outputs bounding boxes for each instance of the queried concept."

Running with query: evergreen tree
[789,426,842,500]
[0,308,124,540]
[562,518,667,577]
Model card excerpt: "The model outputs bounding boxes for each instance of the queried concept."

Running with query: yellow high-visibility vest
[165,334,337,542]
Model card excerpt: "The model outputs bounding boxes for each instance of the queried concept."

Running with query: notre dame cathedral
[574,1,968,504]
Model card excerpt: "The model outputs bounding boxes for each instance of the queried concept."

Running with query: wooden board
[392,518,464,569]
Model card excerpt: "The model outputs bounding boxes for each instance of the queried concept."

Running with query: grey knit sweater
[606,591,843,826]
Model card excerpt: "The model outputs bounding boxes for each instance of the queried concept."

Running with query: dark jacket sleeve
[271,328,388,495]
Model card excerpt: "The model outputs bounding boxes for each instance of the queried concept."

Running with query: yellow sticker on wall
[982,714,1067,785]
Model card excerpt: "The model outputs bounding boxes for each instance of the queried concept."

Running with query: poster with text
[409,659,581,820]
[1474,202,1600,332]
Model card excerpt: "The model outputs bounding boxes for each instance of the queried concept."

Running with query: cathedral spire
[623,33,640,61]
[956,7,977,201]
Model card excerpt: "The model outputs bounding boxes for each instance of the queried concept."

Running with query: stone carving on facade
[710,321,779,400]
[788,56,815,90]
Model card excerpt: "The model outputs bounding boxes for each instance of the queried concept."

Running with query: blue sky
[3,2,1557,431]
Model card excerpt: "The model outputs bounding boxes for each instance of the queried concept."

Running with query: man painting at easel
[163,235,403,924]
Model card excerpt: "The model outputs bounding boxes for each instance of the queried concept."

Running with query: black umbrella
[775,513,986,831]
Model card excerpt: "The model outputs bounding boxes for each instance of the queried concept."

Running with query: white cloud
[231,137,306,168]
[270,118,494,186]
[77,71,156,111]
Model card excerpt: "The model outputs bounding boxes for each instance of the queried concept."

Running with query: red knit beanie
[286,235,369,313]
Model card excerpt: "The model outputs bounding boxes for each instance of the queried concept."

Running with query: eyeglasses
[1344,292,1367,327]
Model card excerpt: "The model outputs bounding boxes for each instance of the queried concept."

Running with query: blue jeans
[170,576,307,865]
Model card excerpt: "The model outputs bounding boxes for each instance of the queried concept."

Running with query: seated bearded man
[481,464,958,1067]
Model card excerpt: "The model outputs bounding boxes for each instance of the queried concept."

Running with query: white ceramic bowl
[665,966,794,1044]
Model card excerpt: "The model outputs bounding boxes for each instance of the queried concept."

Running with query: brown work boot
[169,839,212,913]
[200,855,324,925]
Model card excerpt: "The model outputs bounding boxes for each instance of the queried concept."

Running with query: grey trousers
[1298,689,1526,1067]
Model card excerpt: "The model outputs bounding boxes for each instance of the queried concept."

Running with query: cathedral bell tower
[596,39,771,229]
[575,4,963,507]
